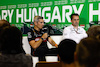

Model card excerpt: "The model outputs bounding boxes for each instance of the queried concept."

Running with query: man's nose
[42,22,44,25]
[76,20,78,22]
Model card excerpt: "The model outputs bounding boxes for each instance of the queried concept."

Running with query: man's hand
[48,37,58,48]
[41,33,48,39]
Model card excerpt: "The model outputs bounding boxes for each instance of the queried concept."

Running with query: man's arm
[29,39,43,49]
[82,28,88,38]
[48,37,58,48]
[62,27,70,39]
[29,33,48,49]
[28,30,48,49]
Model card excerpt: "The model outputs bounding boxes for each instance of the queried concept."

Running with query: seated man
[58,39,76,67]
[0,26,33,67]
[27,16,58,61]
[63,13,87,43]
[75,37,100,67]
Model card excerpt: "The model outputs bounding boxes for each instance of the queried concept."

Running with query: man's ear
[34,22,37,25]
[71,20,72,23]
[74,52,78,61]
[96,35,100,40]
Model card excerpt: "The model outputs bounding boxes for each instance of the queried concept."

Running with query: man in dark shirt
[27,16,58,61]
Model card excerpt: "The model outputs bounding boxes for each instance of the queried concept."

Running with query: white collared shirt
[62,25,87,43]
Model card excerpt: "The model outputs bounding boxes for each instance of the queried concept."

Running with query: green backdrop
[0,0,100,31]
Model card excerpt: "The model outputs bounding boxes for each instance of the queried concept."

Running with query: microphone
[42,27,48,33]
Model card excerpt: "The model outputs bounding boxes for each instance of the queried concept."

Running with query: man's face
[71,15,79,26]
[37,19,44,29]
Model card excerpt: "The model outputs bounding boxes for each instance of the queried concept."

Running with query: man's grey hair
[34,16,43,22]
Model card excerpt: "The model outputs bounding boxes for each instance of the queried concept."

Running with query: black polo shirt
[27,28,49,56]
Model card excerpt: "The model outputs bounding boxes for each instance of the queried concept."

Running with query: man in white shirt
[63,13,87,43]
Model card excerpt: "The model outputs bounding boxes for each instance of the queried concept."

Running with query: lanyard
[73,28,81,34]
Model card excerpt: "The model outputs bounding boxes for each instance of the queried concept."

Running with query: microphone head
[42,27,48,33]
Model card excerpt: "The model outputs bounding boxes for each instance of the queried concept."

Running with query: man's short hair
[0,26,24,54]
[34,16,43,22]
[76,37,100,67]
[58,39,76,64]
[87,25,100,38]
[71,13,79,20]
[0,19,10,31]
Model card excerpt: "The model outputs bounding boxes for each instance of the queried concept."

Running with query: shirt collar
[33,28,42,34]
[71,25,80,30]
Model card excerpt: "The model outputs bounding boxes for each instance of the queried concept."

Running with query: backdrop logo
[0,0,100,30]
